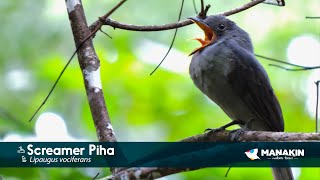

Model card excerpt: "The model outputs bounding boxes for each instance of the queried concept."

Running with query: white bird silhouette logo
[245,148,260,160]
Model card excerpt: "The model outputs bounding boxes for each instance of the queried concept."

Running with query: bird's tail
[272,167,294,180]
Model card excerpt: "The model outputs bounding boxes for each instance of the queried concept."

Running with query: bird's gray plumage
[190,15,283,132]
[189,15,292,180]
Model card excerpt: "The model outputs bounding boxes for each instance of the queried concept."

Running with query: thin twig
[28,49,77,122]
[0,107,32,130]
[201,0,204,13]
[198,0,205,18]
[29,21,101,123]
[306,16,320,19]
[268,64,320,71]
[255,54,320,71]
[0,107,18,122]
[99,0,127,20]
[95,0,128,37]
[268,64,293,70]
[255,54,307,68]
[225,166,232,177]
[92,173,100,180]
[192,0,198,14]
[316,81,319,133]
[100,29,113,39]
[149,0,185,75]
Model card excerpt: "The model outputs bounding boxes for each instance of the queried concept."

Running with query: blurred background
[0,0,319,179]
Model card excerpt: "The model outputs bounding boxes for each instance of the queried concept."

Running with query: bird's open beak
[188,17,217,56]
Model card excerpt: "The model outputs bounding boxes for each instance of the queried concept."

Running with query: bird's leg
[229,118,254,142]
[204,119,245,133]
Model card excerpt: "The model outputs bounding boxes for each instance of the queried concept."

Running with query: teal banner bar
[0,142,319,167]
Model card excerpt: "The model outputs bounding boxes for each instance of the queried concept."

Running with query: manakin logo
[245,148,305,160]
[261,149,304,160]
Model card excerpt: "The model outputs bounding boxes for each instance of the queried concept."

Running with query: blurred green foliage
[0,0,319,179]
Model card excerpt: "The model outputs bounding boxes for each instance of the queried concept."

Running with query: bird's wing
[227,45,284,132]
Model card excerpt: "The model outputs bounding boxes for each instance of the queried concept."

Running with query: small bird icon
[245,148,260,160]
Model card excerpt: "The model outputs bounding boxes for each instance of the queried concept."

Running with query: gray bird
[188,15,293,180]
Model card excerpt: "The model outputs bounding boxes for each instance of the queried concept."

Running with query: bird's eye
[218,23,226,31]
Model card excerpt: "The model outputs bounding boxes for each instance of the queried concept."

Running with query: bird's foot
[230,129,247,142]
[204,127,225,134]
[204,119,245,134]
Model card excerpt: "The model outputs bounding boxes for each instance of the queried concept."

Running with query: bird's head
[188,15,250,55]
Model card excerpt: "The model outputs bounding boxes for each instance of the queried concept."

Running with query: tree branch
[222,0,264,16]
[90,0,265,32]
[181,130,320,142]
[101,130,320,180]
[100,167,198,180]
[65,0,129,174]
[96,18,193,32]
[65,0,117,142]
